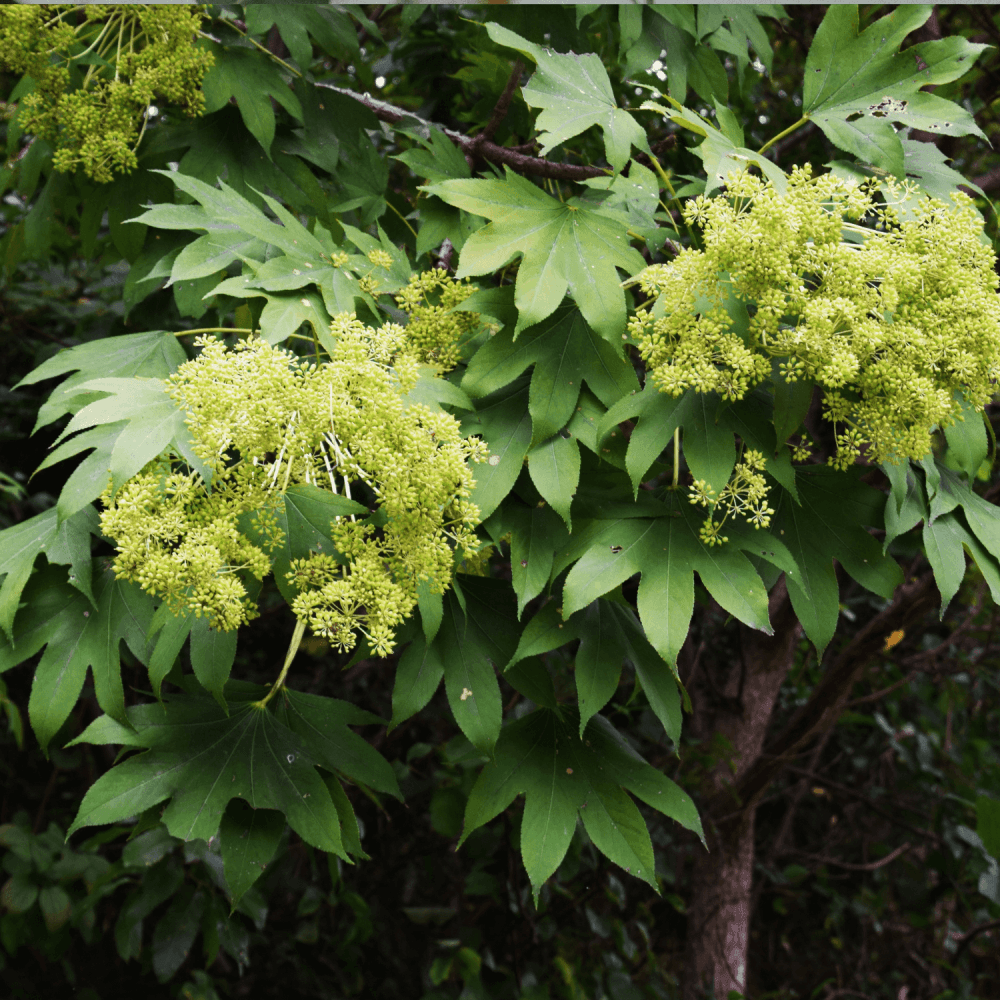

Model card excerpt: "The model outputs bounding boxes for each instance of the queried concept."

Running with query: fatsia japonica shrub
[2,4,1000,962]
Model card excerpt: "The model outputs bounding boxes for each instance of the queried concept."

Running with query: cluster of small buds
[688,449,774,546]
[394,269,481,371]
[1,5,213,182]
[628,165,1000,468]
[100,314,487,652]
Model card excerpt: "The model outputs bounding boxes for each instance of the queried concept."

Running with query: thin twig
[951,918,1000,965]
[317,83,609,180]
[477,59,524,147]
[793,841,911,871]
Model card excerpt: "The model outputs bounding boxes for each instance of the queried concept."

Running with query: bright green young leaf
[460,707,702,902]
[425,169,644,339]
[0,505,97,640]
[484,23,650,173]
[802,5,988,175]
[462,304,639,446]
[15,330,186,432]
[640,97,787,195]
[44,378,187,520]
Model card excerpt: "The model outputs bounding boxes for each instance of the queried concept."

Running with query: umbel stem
[255,618,307,708]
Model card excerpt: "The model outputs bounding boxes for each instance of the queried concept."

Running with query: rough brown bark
[682,582,801,1000]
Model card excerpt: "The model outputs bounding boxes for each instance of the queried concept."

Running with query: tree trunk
[682,582,801,1000]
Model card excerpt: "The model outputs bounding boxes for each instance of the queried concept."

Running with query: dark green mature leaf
[202,44,304,153]
[598,385,735,497]
[69,683,399,872]
[803,5,988,175]
[485,23,650,173]
[557,497,788,667]
[977,796,1000,862]
[460,707,702,902]
[152,885,205,983]
[240,485,368,605]
[439,577,521,757]
[506,504,567,618]
[0,564,154,751]
[771,466,903,655]
[426,170,644,339]
[527,435,580,531]
[462,304,639,446]
[244,4,357,69]
[219,800,286,907]
[0,505,97,640]
[389,633,445,732]
[460,381,532,521]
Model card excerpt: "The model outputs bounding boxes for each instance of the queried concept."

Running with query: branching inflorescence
[627,166,1000,473]
[0,4,213,182]
[101,300,488,657]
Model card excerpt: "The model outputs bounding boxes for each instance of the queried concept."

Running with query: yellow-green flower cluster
[395,269,480,371]
[101,318,488,655]
[1,4,213,182]
[687,449,774,546]
[629,166,1000,468]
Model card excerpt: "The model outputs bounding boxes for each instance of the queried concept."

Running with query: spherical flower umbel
[627,166,1000,468]
[100,318,488,655]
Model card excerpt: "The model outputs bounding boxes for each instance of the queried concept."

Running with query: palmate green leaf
[640,97,787,196]
[484,23,650,173]
[15,330,186,432]
[803,5,988,175]
[244,4,358,69]
[598,384,736,497]
[463,304,639,446]
[557,497,789,668]
[68,682,400,873]
[0,505,97,640]
[45,377,188,520]
[0,564,155,752]
[425,170,644,340]
[460,707,702,903]
[771,466,903,656]
[202,44,304,154]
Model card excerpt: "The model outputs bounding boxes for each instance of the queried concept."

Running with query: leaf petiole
[255,618,307,708]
